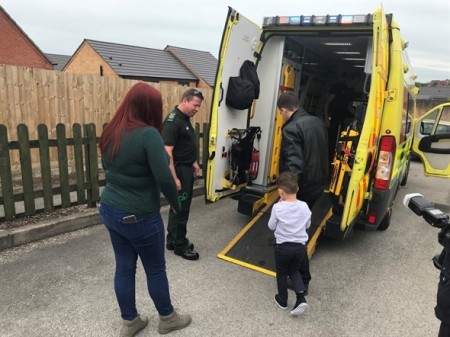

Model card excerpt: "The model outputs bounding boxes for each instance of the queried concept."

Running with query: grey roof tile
[165,45,218,87]
[45,53,71,71]
[417,86,450,100]
[86,39,197,81]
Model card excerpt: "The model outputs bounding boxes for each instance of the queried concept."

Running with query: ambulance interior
[246,31,374,192]
[279,34,372,120]
[217,19,381,213]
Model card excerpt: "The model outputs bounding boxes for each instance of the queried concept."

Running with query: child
[268,171,311,316]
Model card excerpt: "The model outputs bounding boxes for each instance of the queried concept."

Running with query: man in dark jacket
[278,92,329,208]
[277,92,329,294]
[436,246,450,337]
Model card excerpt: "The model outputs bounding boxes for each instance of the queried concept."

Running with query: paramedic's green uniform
[162,107,197,253]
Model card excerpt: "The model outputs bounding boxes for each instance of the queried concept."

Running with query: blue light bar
[261,14,372,27]
[289,16,301,25]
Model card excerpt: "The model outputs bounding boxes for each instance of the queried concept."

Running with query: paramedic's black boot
[174,246,199,260]
[166,241,194,251]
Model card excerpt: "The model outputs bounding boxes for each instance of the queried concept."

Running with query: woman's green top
[100,127,180,216]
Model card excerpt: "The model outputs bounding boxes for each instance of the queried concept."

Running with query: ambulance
[205,7,450,267]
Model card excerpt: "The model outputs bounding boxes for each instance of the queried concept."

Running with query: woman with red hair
[99,82,191,336]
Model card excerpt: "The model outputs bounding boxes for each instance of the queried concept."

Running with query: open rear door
[338,8,390,234]
[206,8,262,202]
[412,102,450,178]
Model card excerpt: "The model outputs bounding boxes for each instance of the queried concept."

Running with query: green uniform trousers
[167,164,194,252]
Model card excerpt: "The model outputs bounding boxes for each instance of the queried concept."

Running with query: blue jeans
[99,203,173,319]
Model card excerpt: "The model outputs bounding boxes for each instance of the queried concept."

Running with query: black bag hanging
[239,60,260,99]
[225,60,260,110]
[226,76,255,110]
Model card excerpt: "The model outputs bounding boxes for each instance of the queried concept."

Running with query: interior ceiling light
[335,51,360,55]
[323,42,352,46]
[344,57,366,61]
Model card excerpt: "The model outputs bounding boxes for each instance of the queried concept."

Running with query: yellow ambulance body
[205,7,449,246]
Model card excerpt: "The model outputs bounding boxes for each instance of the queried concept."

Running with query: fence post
[17,124,35,216]
[84,123,99,207]
[0,124,16,220]
[72,124,86,204]
[37,124,54,212]
[56,124,71,208]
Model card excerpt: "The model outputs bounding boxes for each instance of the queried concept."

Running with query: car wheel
[377,208,392,231]
[400,156,411,186]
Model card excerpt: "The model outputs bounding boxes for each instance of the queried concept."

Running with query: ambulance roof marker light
[312,15,327,25]
[340,15,354,25]
[328,15,339,25]
[340,14,370,25]
[262,16,277,27]
[302,16,312,26]
[277,16,291,25]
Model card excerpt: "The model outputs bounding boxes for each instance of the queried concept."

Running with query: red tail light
[368,210,377,224]
[374,136,396,190]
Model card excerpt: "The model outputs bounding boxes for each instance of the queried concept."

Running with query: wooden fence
[0,122,209,221]
[0,64,212,174]
[0,64,212,134]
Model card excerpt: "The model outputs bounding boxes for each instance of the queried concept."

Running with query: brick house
[63,39,198,86]
[0,5,53,70]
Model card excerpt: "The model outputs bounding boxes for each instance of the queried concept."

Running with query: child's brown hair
[276,172,298,195]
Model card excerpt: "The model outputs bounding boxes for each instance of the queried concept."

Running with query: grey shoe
[158,309,191,335]
[120,314,148,337]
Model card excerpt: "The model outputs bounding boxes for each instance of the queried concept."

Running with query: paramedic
[162,88,203,261]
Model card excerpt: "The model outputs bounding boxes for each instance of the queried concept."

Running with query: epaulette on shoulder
[166,112,176,122]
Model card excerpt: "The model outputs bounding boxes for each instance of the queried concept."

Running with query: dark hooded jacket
[436,247,450,324]
[279,109,329,194]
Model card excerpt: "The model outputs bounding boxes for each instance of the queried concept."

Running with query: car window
[419,108,440,135]
[420,106,450,135]
[436,122,450,135]
[420,120,434,135]
[435,106,450,135]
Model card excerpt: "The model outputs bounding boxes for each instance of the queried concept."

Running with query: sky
[2,0,450,82]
